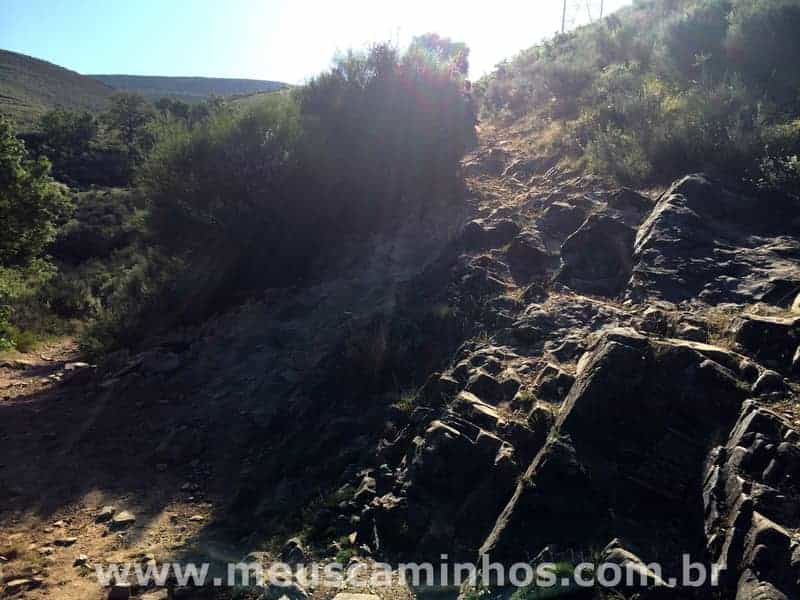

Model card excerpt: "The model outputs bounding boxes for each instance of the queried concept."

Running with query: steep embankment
[2,124,800,599]
[0,50,114,130]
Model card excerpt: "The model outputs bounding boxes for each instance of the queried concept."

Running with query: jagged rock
[465,370,501,403]
[600,538,671,589]
[605,188,652,214]
[533,363,574,404]
[140,591,169,600]
[280,537,307,564]
[556,215,635,296]
[704,402,800,598]
[460,219,520,251]
[676,322,708,343]
[452,391,504,430]
[505,230,552,279]
[639,307,669,335]
[418,372,459,408]
[752,370,789,397]
[732,314,800,373]
[628,174,800,304]
[95,506,116,523]
[481,328,748,569]
[539,201,587,239]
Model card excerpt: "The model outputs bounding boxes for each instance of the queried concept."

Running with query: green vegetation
[478,0,800,189]
[90,74,287,103]
[0,49,113,131]
[0,118,71,264]
[84,39,475,350]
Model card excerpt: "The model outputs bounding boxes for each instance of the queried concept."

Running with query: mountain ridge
[0,49,288,129]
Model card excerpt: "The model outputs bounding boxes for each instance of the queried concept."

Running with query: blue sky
[1,0,633,84]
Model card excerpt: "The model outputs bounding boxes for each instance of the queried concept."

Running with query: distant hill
[0,49,113,130]
[90,75,288,103]
[0,49,289,130]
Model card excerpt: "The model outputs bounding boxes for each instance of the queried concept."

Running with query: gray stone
[53,536,77,547]
[676,322,707,343]
[95,506,116,523]
[280,537,307,564]
[110,510,136,530]
[752,370,789,397]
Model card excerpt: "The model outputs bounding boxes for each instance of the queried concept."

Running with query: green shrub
[0,117,72,265]
[478,0,800,190]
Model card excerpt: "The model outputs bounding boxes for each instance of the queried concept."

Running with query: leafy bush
[478,0,800,192]
[0,117,72,265]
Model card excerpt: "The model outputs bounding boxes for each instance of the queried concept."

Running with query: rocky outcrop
[481,329,750,574]
[704,402,800,599]
[628,174,800,305]
[732,314,800,374]
[556,215,636,296]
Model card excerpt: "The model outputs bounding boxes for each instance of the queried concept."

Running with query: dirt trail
[0,340,218,599]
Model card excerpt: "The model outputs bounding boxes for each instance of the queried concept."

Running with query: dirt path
[0,338,81,402]
[0,339,218,599]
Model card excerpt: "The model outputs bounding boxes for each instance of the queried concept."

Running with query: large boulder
[732,314,800,373]
[538,201,588,240]
[555,215,636,296]
[480,328,750,577]
[628,174,800,305]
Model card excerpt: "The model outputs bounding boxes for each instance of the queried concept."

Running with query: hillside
[90,74,288,103]
[0,49,113,130]
[2,3,800,600]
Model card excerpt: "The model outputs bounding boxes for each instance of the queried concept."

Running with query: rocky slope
[2,133,800,599]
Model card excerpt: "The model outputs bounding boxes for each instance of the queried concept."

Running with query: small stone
[53,519,68,528]
[38,546,56,555]
[110,510,136,530]
[64,362,90,371]
[5,578,42,592]
[73,554,89,567]
[188,515,205,522]
[54,536,77,547]
[140,591,169,600]
[95,506,116,523]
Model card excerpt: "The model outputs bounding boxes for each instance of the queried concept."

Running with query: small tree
[0,117,71,265]
[104,92,155,157]
[408,33,470,76]
[38,108,98,158]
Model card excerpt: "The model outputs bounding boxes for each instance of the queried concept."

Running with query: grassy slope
[90,74,288,103]
[477,0,800,187]
[0,49,114,130]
